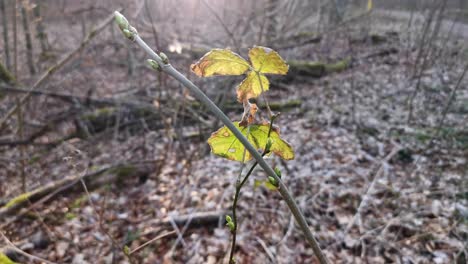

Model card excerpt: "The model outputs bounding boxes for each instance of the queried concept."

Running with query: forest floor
[0,3,467,264]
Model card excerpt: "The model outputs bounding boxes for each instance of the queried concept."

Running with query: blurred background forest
[0,0,467,263]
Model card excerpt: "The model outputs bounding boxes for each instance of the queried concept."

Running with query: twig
[344,144,402,235]
[80,172,121,262]
[129,231,176,255]
[0,231,57,264]
[113,12,329,264]
[0,9,122,131]
[255,236,276,263]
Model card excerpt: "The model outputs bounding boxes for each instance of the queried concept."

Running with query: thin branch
[129,231,176,255]
[114,12,329,264]
[0,231,57,264]
[344,144,402,235]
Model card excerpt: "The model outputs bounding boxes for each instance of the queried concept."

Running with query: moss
[112,165,137,178]
[288,60,326,77]
[0,253,18,264]
[71,195,88,209]
[414,132,431,143]
[288,58,350,78]
[265,99,302,111]
[82,107,116,122]
[65,212,77,220]
[0,62,16,84]
[28,155,41,165]
[3,192,33,209]
[324,58,350,73]
[111,165,137,187]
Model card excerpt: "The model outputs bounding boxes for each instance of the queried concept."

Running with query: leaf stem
[118,12,329,264]
[228,116,276,263]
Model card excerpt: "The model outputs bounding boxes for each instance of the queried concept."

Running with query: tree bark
[0,0,11,69]
[33,1,50,54]
[20,0,36,75]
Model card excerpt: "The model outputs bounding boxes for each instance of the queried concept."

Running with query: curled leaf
[207,122,294,162]
[239,101,258,127]
[190,49,250,77]
[236,71,269,102]
[249,46,289,75]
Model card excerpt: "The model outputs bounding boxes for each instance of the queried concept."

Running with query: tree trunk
[20,0,36,75]
[33,1,50,55]
[13,0,18,77]
[0,0,11,69]
[265,0,279,46]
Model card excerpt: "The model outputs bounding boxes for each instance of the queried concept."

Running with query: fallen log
[287,58,351,79]
[153,210,227,229]
[139,210,228,238]
[0,163,155,218]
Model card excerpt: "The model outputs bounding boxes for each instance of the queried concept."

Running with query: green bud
[268,176,278,187]
[227,221,235,232]
[225,215,235,232]
[123,245,130,255]
[147,59,161,71]
[159,52,169,64]
[114,11,129,31]
[122,29,134,40]
[274,167,282,178]
[265,138,273,153]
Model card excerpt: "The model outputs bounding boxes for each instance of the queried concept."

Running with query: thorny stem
[114,11,329,264]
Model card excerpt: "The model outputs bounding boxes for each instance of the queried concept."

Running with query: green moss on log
[111,165,137,178]
[288,58,350,78]
[82,107,116,123]
[266,99,302,111]
[3,192,33,209]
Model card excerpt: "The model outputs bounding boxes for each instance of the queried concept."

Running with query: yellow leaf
[249,46,289,75]
[190,49,250,77]
[236,71,269,101]
[0,253,18,264]
[367,0,373,11]
[207,122,295,162]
